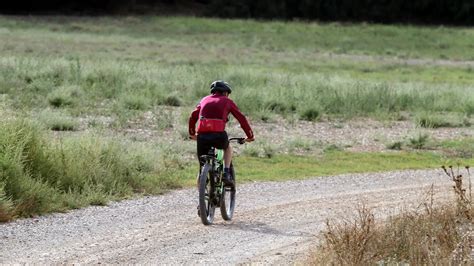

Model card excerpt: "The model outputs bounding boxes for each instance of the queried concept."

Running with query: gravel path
[0,169,461,264]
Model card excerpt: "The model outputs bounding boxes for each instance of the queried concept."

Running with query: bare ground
[0,169,463,264]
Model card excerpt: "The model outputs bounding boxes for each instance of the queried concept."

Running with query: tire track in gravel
[0,169,459,264]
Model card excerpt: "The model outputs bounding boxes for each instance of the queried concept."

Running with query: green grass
[0,16,473,121]
[175,151,473,186]
[1,16,474,60]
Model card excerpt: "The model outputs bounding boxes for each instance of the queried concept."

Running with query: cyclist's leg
[208,132,232,185]
[224,144,232,169]
[196,134,208,188]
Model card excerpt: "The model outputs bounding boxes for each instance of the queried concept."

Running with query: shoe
[222,172,234,187]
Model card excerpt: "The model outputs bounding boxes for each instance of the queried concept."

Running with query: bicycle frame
[198,137,244,225]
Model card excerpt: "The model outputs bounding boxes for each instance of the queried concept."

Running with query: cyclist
[189,80,255,186]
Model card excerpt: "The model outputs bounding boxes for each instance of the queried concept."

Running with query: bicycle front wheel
[199,163,215,225]
[220,164,236,220]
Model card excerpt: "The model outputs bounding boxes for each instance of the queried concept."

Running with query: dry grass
[310,166,473,265]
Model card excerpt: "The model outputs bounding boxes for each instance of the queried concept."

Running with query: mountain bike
[198,137,246,225]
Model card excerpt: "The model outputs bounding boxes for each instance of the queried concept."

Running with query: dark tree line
[206,0,474,25]
[1,0,473,25]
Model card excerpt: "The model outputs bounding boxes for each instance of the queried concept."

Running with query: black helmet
[210,80,232,94]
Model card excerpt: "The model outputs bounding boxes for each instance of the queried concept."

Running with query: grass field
[0,15,473,220]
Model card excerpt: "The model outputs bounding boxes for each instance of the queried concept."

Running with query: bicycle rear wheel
[199,163,215,225]
[220,164,236,220]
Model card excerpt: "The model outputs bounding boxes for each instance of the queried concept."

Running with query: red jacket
[189,94,254,139]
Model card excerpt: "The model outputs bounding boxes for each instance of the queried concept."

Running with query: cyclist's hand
[245,137,255,143]
[189,135,197,140]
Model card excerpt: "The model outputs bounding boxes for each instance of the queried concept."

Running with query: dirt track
[0,169,458,264]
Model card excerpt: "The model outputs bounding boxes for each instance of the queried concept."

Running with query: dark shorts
[197,132,229,164]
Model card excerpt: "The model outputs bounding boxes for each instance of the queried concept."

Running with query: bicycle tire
[220,164,236,220]
[199,163,215,225]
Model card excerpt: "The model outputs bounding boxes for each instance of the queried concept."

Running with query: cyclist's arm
[188,104,200,136]
[228,100,254,140]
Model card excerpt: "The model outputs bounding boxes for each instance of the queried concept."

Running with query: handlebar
[229,137,246,145]
[189,136,250,144]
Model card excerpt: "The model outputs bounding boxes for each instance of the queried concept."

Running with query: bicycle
[198,137,246,225]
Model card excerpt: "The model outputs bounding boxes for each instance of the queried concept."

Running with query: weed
[387,141,403,150]
[408,133,429,149]
[242,146,260,157]
[265,101,287,114]
[262,144,276,158]
[47,86,80,108]
[38,110,78,131]
[324,144,343,153]
[464,102,474,117]
[287,138,319,152]
[155,108,174,130]
[318,204,376,265]
[120,94,150,111]
[416,113,468,128]
[0,183,13,222]
[162,95,182,107]
[311,166,472,265]
[441,165,472,219]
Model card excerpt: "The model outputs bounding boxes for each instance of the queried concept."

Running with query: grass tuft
[416,113,469,128]
[47,86,81,108]
[39,110,78,131]
[408,133,430,149]
[120,94,150,110]
[162,95,182,107]
[300,107,321,121]
[386,141,403,150]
